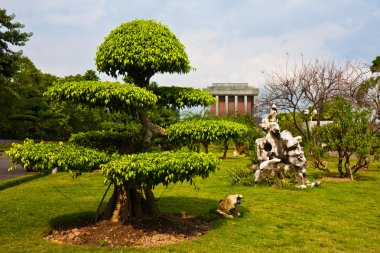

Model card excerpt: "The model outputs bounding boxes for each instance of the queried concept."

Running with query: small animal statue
[216,194,243,218]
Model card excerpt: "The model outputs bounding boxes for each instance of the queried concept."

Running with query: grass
[0,151,379,252]
[0,173,46,191]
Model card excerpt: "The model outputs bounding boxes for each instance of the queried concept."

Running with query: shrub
[6,139,112,176]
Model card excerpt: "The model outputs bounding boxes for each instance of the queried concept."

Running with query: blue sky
[2,0,379,88]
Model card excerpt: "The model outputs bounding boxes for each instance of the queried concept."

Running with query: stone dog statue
[216,194,243,218]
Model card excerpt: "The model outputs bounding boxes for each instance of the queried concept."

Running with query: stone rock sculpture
[216,194,243,218]
[254,105,315,188]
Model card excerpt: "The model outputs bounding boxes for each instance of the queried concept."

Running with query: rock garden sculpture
[254,105,318,188]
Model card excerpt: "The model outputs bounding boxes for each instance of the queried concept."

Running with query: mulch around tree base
[45,214,211,248]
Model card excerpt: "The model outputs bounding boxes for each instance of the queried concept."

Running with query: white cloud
[153,21,352,89]
[22,32,102,77]
[373,9,380,18]
[2,0,107,27]
[1,0,378,88]
[43,2,106,27]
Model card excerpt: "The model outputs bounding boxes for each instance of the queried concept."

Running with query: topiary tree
[166,119,249,158]
[95,20,192,83]
[96,19,196,148]
[9,20,223,222]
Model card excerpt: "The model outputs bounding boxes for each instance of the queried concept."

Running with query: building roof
[205,83,259,95]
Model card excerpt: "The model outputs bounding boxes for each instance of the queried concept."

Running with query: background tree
[345,56,380,161]
[0,60,109,140]
[313,97,372,179]
[370,56,380,73]
[357,56,380,128]
[365,56,380,158]
[220,114,264,160]
[0,9,32,83]
[0,9,32,136]
[260,58,369,142]
[0,56,61,139]
[62,70,100,82]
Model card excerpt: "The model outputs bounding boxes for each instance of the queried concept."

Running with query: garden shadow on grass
[48,211,96,230]
[48,196,251,231]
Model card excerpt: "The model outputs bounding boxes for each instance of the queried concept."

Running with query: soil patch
[322,177,353,182]
[45,214,211,248]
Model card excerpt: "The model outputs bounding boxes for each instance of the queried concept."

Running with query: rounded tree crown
[96,19,192,80]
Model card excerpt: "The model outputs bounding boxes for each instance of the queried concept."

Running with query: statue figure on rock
[254,105,318,188]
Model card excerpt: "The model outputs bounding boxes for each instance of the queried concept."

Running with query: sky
[2,0,380,89]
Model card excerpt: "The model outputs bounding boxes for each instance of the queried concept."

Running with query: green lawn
[0,153,379,252]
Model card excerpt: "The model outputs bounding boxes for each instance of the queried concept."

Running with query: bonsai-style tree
[166,119,249,158]
[8,20,230,222]
[96,19,194,148]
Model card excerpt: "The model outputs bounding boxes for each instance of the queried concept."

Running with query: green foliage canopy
[101,151,219,188]
[370,56,380,73]
[95,19,192,83]
[6,140,219,191]
[151,86,215,109]
[314,97,372,177]
[45,81,157,111]
[319,97,372,157]
[6,140,111,175]
[0,9,32,80]
[166,119,249,148]
[69,125,142,153]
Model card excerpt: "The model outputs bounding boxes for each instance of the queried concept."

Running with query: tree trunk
[311,158,331,174]
[144,188,160,219]
[113,185,130,222]
[138,109,165,149]
[203,142,209,154]
[103,77,161,222]
[101,181,158,223]
[352,157,369,174]
[108,185,132,222]
[222,142,228,159]
[344,155,354,180]
[337,156,344,177]
[130,186,144,218]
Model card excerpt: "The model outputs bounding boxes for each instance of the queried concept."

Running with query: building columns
[225,95,228,114]
[244,95,247,113]
[215,95,219,116]
[234,96,238,115]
